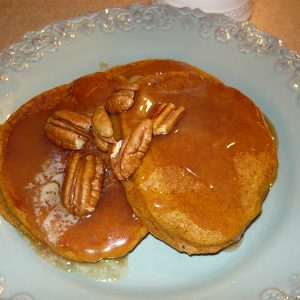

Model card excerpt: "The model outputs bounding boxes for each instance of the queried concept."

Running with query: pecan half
[111,119,152,180]
[152,102,185,136]
[92,106,115,152]
[105,83,139,114]
[45,110,91,150]
[62,151,104,217]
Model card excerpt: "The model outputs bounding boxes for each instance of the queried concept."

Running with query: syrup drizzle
[3,72,146,263]
[33,243,127,281]
[122,68,278,248]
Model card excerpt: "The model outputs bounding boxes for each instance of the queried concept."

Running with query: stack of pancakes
[0,59,278,262]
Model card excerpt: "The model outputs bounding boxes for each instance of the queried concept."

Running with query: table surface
[0,0,299,52]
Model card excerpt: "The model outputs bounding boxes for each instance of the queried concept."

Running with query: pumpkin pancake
[0,59,212,261]
[111,60,278,254]
[0,72,148,262]
[107,59,219,83]
[0,59,278,260]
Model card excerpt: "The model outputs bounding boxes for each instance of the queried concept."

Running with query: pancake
[110,60,278,254]
[0,72,148,262]
[107,59,219,83]
[0,58,278,260]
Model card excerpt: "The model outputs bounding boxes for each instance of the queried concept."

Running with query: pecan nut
[62,151,104,217]
[45,110,91,150]
[92,106,115,152]
[111,119,152,180]
[105,83,139,114]
[152,102,185,136]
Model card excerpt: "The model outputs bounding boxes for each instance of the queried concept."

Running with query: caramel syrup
[116,64,278,249]
[1,72,147,262]
[263,113,278,147]
[34,243,127,281]
[1,59,278,262]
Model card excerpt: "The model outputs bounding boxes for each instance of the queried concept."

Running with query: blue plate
[0,4,300,300]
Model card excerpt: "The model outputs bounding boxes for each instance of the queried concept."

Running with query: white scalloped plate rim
[0,4,300,300]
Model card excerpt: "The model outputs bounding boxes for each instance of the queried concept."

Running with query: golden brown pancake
[107,59,218,83]
[110,60,278,254]
[0,72,148,262]
[0,59,209,262]
[0,58,278,260]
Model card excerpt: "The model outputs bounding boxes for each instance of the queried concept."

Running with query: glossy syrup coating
[0,59,278,260]
[109,60,278,254]
[0,72,147,262]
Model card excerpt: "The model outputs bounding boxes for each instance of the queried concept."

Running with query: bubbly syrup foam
[26,153,128,281]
